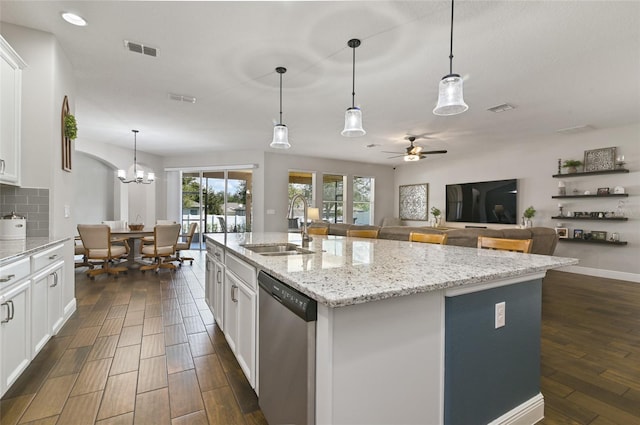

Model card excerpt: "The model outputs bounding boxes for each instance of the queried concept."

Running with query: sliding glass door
[181,168,253,249]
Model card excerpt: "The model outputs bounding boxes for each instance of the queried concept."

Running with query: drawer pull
[48,254,59,260]
[214,251,221,259]
[0,274,16,283]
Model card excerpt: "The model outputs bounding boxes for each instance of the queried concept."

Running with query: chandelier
[117,129,155,184]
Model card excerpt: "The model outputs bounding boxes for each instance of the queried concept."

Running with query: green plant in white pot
[430,206,442,227]
[523,206,536,228]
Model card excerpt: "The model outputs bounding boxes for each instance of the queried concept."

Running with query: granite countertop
[207,232,578,307]
[0,237,71,265]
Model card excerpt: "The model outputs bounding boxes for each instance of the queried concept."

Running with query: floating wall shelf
[559,238,628,246]
[552,169,629,178]
[552,194,629,199]
[551,216,628,221]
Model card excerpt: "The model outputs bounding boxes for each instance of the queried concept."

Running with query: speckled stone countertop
[0,237,70,265]
[206,232,578,307]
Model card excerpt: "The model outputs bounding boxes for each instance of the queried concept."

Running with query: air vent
[168,93,196,104]
[556,125,594,135]
[124,40,158,57]
[487,103,515,113]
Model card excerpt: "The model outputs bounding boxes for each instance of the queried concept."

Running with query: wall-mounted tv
[446,179,518,224]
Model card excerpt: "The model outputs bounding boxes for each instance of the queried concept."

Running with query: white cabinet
[205,242,225,330]
[1,279,31,394]
[224,252,257,388]
[0,36,26,186]
[31,261,63,356]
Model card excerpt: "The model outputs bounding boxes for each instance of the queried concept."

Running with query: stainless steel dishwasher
[258,271,317,425]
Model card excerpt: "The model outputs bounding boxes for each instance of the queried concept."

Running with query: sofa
[307,222,559,255]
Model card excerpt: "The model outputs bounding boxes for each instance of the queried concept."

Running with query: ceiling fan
[383,136,447,162]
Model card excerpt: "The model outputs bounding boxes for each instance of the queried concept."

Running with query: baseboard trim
[488,393,544,425]
[557,265,640,283]
[64,298,77,321]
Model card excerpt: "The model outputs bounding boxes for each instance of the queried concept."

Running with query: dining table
[110,227,155,269]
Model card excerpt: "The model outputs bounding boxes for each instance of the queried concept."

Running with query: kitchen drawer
[0,256,30,290]
[31,244,64,273]
[225,253,256,290]
[207,242,225,263]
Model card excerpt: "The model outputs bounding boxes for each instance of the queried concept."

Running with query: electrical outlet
[495,301,506,328]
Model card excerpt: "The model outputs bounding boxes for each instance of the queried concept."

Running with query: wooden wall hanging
[61,95,72,172]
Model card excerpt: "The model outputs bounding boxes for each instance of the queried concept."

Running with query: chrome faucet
[288,194,312,247]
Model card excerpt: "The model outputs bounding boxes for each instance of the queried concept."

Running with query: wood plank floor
[2,253,639,424]
[0,250,267,425]
[540,270,640,425]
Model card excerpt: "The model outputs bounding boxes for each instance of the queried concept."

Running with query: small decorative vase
[567,166,577,174]
[526,220,533,228]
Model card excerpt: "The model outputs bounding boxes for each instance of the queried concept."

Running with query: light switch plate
[64,204,71,218]
[495,301,506,328]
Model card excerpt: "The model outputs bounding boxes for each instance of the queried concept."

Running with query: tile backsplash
[0,185,49,237]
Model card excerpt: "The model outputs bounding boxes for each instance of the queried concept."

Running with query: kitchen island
[206,232,577,425]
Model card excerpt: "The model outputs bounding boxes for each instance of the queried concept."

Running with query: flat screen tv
[446,179,518,224]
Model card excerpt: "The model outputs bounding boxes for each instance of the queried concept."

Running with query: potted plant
[562,159,582,174]
[430,206,442,227]
[523,206,536,228]
[64,114,78,140]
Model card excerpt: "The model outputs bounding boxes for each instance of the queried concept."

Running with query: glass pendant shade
[404,154,420,162]
[341,107,366,137]
[117,130,155,184]
[147,172,155,182]
[270,124,290,149]
[433,74,468,116]
[117,169,126,179]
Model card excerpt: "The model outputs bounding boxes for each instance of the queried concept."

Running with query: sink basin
[242,243,314,256]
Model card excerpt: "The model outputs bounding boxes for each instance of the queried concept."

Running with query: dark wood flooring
[540,270,640,425]
[0,251,267,425]
[1,254,639,424]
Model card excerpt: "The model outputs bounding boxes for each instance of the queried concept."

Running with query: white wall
[395,123,640,280]
[73,152,115,227]
[1,23,78,313]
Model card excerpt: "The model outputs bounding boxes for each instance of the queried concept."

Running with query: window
[353,176,374,225]
[323,174,345,223]
[288,171,315,229]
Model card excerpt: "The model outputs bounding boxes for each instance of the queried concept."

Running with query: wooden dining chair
[308,227,329,236]
[74,236,94,269]
[140,224,181,273]
[477,236,533,253]
[409,232,448,245]
[347,229,379,239]
[77,224,129,278]
[175,222,198,266]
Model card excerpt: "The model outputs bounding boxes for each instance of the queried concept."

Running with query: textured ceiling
[1,1,639,165]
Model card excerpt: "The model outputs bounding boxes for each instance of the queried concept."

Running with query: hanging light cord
[279,71,283,125]
[351,44,356,108]
[132,129,139,175]
[448,0,455,76]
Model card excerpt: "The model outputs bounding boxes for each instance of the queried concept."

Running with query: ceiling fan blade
[386,154,405,159]
[420,150,448,155]
[382,151,405,154]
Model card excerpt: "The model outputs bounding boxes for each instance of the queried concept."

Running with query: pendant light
[117,130,155,184]
[270,66,291,149]
[341,39,366,137]
[433,0,468,116]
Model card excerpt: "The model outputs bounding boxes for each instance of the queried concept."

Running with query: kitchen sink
[241,243,314,256]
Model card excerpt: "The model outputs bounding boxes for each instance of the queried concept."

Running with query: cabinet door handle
[0,274,16,283]
[50,272,58,288]
[0,159,5,175]
[216,270,222,284]
[9,300,14,321]
[206,260,210,271]
[231,284,238,303]
[1,301,10,323]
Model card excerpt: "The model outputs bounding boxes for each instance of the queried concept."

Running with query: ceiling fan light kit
[433,0,468,116]
[341,38,366,137]
[270,66,291,149]
[118,129,155,184]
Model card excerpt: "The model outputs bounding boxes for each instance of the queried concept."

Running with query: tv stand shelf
[551,216,628,221]
[552,169,629,178]
[559,239,628,246]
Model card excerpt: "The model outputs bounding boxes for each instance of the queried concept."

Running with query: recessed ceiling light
[61,12,87,27]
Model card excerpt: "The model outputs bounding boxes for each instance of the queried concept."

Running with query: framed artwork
[597,187,610,196]
[584,147,616,172]
[61,95,72,172]
[555,227,568,239]
[591,230,607,241]
[573,229,583,239]
[399,183,428,221]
